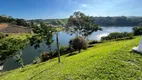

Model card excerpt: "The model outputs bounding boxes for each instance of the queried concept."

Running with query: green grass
[0,37,142,80]
[0,33,32,41]
[6,33,32,40]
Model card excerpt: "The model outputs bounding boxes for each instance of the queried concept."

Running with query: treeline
[94,16,142,26]
[29,18,68,26]
[0,14,30,27]
[30,16,142,26]
[1,14,142,27]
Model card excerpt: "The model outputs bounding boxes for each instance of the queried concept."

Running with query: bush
[53,46,71,57]
[133,26,142,36]
[40,52,52,62]
[59,46,69,54]
[89,40,102,45]
[101,32,134,41]
[69,36,88,53]
[33,57,41,64]
[0,32,5,39]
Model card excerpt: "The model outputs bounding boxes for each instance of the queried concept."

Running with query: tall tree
[66,11,102,38]
[30,22,61,63]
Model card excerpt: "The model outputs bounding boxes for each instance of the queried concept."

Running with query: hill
[0,23,31,33]
[29,18,68,26]
[30,16,142,26]
[94,16,142,26]
[0,37,142,80]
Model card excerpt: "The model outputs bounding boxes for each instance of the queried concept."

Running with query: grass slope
[0,37,142,80]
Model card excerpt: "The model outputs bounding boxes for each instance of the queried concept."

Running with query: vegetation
[94,16,142,26]
[66,11,101,38]
[101,32,134,41]
[0,32,5,39]
[30,16,142,26]
[40,52,52,62]
[30,11,102,63]
[30,19,68,26]
[29,22,62,63]
[69,36,88,53]
[88,40,102,45]
[1,14,142,27]
[58,46,70,55]
[0,38,28,67]
[0,37,142,80]
[29,22,55,50]
[0,15,30,27]
[133,26,142,36]
[1,14,142,28]
[1,12,142,80]
[33,57,41,64]
[33,46,71,64]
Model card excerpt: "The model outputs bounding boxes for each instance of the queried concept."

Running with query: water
[3,26,134,71]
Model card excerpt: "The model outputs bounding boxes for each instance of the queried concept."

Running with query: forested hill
[29,18,68,26]
[31,16,142,26]
[1,14,142,26]
[94,16,142,26]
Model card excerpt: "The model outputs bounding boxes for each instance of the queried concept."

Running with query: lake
[3,26,134,71]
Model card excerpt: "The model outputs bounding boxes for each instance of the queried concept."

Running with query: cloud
[81,4,87,7]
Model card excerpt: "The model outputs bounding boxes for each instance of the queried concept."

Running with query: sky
[0,0,142,19]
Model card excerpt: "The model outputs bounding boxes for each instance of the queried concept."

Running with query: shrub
[133,26,142,36]
[59,46,69,54]
[53,46,71,57]
[0,32,5,39]
[101,32,134,41]
[33,57,41,64]
[89,40,102,45]
[69,36,88,53]
[40,52,52,62]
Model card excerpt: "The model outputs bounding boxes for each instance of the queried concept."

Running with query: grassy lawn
[0,37,142,80]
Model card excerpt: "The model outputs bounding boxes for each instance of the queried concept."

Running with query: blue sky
[0,0,142,19]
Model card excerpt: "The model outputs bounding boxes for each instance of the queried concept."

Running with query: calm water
[3,26,134,71]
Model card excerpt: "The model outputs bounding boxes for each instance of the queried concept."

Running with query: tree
[30,22,61,63]
[16,19,26,26]
[0,38,27,68]
[66,11,102,38]
[30,22,55,51]
[13,51,24,68]
[55,32,60,62]
[69,36,88,53]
